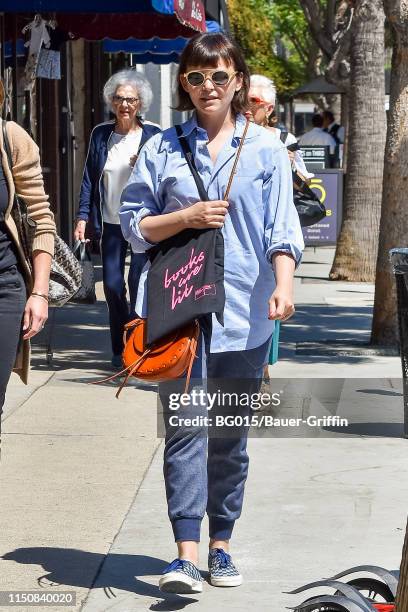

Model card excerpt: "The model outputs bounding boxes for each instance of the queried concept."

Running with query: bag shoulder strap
[1,120,13,176]
[175,125,209,202]
[175,118,250,202]
[280,129,289,144]
[1,120,29,217]
[292,170,319,201]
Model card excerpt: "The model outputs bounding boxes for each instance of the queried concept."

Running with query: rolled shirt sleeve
[264,146,304,268]
[119,139,162,253]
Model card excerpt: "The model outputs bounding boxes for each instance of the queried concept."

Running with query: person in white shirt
[246,74,313,180]
[299,113,337,155]
[322,110,345,144]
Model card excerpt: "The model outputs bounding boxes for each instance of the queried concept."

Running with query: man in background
[299,113,337,154]
[322,110,345,145]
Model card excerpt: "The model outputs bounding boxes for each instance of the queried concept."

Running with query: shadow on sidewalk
[31,300,112,372]
[2,547,198,610]
[277,304,392,365]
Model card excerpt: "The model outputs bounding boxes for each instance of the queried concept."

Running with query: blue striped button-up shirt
[120,113,304,353]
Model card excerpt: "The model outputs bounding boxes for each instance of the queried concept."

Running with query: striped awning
[2,0,206,38]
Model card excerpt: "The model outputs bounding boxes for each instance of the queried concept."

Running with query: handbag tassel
[90,348,151,398]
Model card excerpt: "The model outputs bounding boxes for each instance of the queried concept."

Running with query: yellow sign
[309,178,327,203]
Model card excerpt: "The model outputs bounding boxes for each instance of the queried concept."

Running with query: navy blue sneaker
[208,548,243,587]
[159,558,203,594]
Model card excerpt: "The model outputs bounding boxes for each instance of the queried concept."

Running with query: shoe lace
[213,548,231,568]
[163,558,189,574]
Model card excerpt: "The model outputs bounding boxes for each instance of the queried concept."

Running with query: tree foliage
[298,0,353,89]
[228,0,313,95]
[269,0,322,79]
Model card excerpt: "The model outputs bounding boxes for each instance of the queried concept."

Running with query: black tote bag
[292,170,327,227]
[146,227,225,346]
[146,121,250,346]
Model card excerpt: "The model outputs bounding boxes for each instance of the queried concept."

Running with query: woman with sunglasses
[120,33,304,594]
[74,69,160,369]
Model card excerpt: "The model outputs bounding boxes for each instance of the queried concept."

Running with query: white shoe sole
[159,571,203,594]
[209,574,243,587]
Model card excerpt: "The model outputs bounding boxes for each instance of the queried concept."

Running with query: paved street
[0,247,407,612]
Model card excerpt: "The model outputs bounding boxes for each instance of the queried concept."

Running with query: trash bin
[390,247,408,438]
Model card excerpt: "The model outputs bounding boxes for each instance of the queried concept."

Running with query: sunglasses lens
[212,71,230,85]
[187,72,204,86]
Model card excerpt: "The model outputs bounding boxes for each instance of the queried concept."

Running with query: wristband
[31,291,49,303]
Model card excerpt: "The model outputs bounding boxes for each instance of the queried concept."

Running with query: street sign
[302,170,343,246]
[300,145,330,170]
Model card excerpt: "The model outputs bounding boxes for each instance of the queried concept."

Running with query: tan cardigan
[0,119,56,383]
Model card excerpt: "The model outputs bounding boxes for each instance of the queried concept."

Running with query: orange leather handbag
[95,317,200,398]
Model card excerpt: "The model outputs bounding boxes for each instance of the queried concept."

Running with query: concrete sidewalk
[0,248,407,612]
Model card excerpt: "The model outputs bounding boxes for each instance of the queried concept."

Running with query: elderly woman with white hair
[248,74,312,180]
[74,69,161,368]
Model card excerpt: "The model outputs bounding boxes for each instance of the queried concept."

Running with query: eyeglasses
[112,95,139,106]
[248,95,269,106]
[184,69,238,87]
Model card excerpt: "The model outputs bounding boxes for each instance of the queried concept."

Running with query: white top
[299,127,337,155]
[274,128,314,179]
[103,130,142,224]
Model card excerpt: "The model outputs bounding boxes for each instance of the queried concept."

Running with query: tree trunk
[371,0,408,345]
[330,0,386,281]
[395,518,408,611]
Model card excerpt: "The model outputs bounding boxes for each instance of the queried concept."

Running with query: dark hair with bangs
[175,33,250,115]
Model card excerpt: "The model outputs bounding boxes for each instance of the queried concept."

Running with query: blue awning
[0,0,173,12]
[127,53,181,65]
[103,37,188,56]
[206,20,222,33]
[5,18,221,63]
[102,20,222,63]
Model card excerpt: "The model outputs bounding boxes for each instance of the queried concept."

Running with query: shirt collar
[179,112,253,142]
[180,113,200,137]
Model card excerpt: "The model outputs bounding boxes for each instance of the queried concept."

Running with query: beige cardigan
[0,119,56,383]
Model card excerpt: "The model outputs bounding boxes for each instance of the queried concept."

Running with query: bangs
[183,37,234,70]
